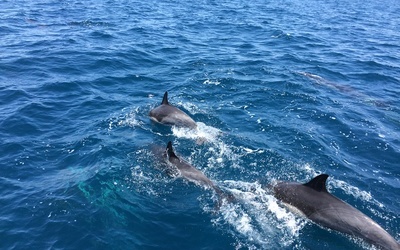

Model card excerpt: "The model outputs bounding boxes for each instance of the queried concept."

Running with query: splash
[176,101,203,115]
[171,122,222,144]
[301,163,384,208]
[126,148,174,197]
[108,107,142,131]
[334,180,383,207]
[212,180,306,249]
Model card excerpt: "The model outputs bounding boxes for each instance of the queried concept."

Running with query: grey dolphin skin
[149,91,197,129]
[160,141,233,203]
[273,174,400,250]
[164,141,217,188]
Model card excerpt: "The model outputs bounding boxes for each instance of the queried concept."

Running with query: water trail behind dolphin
[171,122,222,144]
[210,180,306,249]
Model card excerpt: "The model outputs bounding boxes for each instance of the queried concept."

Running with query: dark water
[1,0,399,249]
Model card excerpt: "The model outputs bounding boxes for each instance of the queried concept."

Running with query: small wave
[176,101,203,115]
[203,79,221,85]
[334,180,383,207]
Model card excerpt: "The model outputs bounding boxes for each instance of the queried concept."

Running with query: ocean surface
[1,0,399,249]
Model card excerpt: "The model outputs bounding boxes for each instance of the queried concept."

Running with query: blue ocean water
[1,0,399,249]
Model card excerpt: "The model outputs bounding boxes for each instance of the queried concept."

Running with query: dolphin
[273,174,400,250]
[164,141,217,188]
[298,71,355,93]
[157,141,233,204]
[149,91,197,129]
[298,72,389,108]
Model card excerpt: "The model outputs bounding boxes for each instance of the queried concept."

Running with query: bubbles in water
[108,107,142,131]
[171,122,222,144]
[334,180,384,207]
[213,180,306,249]
[301,164,384,208]
[176,101,202,115]
[127,149,172,197]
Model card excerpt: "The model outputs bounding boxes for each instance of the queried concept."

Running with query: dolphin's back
[166,142,214,188]
[169,157,214,187]
[150,105,196,128]
[309,195,399,250]
[149,92,197,129]
[274,175,400,250]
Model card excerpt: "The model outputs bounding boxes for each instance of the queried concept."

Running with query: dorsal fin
[166,141,178,159]
[161,91,169,105]
[303,174,329,192]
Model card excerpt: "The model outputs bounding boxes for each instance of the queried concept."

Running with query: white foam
[203,79,221,85]
[301,163,319,177]
[127,149,174,197]
[334,179,384,207]
[117,112,141,128]
[108,107,142,131]
[241,147,265,154]
[213,180,306,248]
[171,122,222,143]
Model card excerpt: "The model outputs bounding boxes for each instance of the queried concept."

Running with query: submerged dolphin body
[149,92,197,129]
[273,174,400,250]
[159,141,232,203]
[298,72,389,108]
[164,141,216,188]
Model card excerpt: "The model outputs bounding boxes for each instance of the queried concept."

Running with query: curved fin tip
[304,174,329,192]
